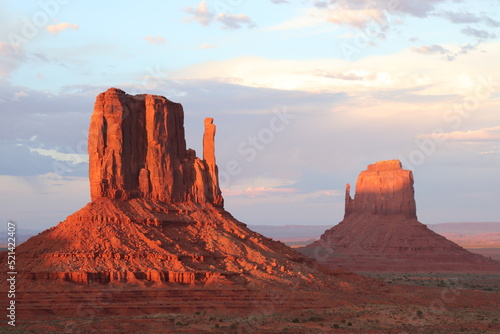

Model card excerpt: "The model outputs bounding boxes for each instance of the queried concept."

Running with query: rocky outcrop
[5,88,338,287]
[299,160,500,273]
[89,88,223,206]
[344,160,416,218]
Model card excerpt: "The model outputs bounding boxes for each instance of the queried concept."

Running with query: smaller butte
[299,160,500,273]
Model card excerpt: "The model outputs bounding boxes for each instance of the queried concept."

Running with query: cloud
[411,43,480,61]
[216,13,256,30]
[223,186,296,198]
[184,1,255,30]
[184,1,215,26]
[28,147,88,164]
[461,26,496,40]
[423,126,500,142]
[412,44,450,55]
[13,91,28,100]
[145,35,166,45]
[441,10,484,24]
[441,10,500,27]
[270,0,289,3]
[175,54,439,91]
[312,1,329,9]
[313,69,370,81]
[46,22,79,35]
[311,0,451,29]
[266,8,327,31]
[483,15,500,27]
[0,43,25,77]
[326,8,388,29]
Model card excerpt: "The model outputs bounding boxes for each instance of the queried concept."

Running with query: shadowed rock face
[89,88,223,206]
[299,160,500,273]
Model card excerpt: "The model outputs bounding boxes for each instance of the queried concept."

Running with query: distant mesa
[3,88,340,287]
[298,160,500,273]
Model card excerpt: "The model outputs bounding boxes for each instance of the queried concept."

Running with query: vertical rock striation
[88,88,223,206]
[344,160,416,218]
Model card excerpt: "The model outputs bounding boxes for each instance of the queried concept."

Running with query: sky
[0,0,499,232]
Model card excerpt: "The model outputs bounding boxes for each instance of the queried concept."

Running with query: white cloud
[184,1,215,26]
[184,1,255,29]
[423,126,500,142]
[46,22,79,35]
[223,186,296,197]
[29,147,88,164]
[175,41,500,95]
[326,8,388,29]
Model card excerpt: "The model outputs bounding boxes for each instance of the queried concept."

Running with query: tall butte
[7,88,341,287]
[88,88,222,205]
[299,160,500,273]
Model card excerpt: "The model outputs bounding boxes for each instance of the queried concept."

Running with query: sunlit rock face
[89,88,223,206]
[7,88,336,287]
[300,160,500,273]
[344,160,417,218]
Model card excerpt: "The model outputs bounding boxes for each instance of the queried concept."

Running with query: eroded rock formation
[299,160,500,273]
[89,88,222,206]
[344,160,416,218]
[5,88,339,287]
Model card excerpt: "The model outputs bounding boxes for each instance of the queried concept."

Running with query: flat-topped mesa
[344,159,416,218]
[88,88,223,206]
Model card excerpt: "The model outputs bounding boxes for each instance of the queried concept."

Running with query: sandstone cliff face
[300,160,500,273]
[89,88,222,206]
[345,160,416,218]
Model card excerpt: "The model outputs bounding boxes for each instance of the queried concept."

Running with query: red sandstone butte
[4,88,338,287]
[89,88,222,206]
[299,160,500,273]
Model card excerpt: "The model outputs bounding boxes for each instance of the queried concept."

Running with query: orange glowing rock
[299,160,500,273]
[6,88,333,287]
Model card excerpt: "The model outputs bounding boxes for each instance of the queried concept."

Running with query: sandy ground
[1,273,499,334]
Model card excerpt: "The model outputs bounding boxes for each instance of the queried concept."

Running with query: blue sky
[1,0,499,231]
